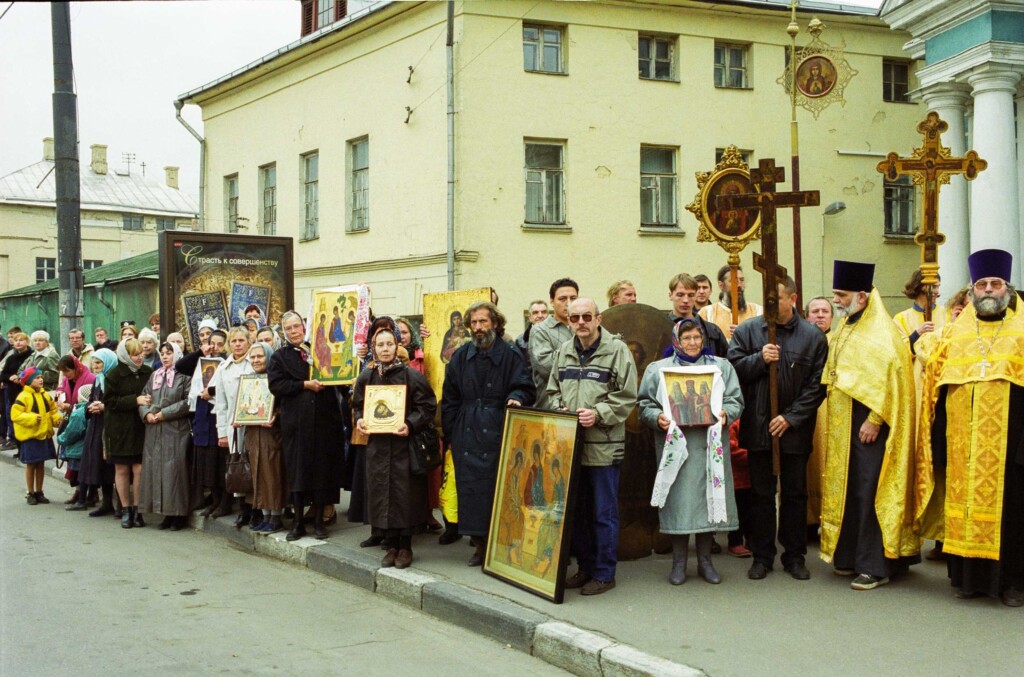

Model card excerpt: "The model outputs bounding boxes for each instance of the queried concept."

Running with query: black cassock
[268,344,344,505]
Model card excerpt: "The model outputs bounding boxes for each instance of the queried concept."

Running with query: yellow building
[177,0,928,322]
[0,139,198,293]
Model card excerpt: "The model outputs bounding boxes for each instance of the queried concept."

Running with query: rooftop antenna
[122,152,135,175]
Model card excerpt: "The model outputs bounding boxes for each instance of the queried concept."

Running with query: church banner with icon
[309,285,370,386]
[422,287,492,401]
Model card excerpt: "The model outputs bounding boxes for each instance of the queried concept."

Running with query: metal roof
[0,160,198,217]
[0,250,159,300]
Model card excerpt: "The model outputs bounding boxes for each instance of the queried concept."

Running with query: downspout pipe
[445,0,455,290]
[174,100,205,230]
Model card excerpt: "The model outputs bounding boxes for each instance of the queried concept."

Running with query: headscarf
[370,326,402,377]
[91,348,118,390]
[116,340,142,373]
[77,384,93,404]
[152,341,183,389]
[671,318,711,365]
[58,355,95,405]
[30,330,50,347]
[248,342,275,374]
[394,316,420,350]
[198,318,219,332]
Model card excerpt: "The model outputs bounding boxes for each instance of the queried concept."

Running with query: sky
[0,0,883,198]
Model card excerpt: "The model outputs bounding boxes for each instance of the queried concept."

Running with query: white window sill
[639,225,686,237]
[522,223,571,233]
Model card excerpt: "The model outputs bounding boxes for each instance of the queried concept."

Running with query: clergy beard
[719,291,747,311]
[973,292,1010,318]
[473,329,496,349]
[833,297,861,318]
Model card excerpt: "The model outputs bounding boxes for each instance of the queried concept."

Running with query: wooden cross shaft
[715,158,820,472]
[876,111,987,321]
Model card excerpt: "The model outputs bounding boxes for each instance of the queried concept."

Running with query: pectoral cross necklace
[975,317,1005,378]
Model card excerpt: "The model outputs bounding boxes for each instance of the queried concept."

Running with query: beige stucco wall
[194,0,929,323]
[0,203,189,292]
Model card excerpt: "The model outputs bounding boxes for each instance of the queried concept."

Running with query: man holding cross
[915,249,1024,607]
[819,260,920,590]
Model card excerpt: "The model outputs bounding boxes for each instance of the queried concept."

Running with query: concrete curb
[1,451,706,676]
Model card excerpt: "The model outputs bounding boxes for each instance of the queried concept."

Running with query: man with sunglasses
[547,298,638,596]
[917,249,1024,608]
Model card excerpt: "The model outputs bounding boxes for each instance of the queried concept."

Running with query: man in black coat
[442,301,535,566]
[728,276,828,581]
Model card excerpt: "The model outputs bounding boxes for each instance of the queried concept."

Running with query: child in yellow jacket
[12,366,62,505]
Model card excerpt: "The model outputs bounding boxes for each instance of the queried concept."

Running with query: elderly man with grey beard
[917,249,1024,608]
[442,301,535,567]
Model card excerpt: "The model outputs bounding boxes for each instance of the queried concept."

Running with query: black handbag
[224,432,252,494]
[409,424,441,476]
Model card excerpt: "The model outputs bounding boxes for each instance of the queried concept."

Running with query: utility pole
[52,2,83,355]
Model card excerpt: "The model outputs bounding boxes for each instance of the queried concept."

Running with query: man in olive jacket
[728,276,828,581]
[547,298,638,596]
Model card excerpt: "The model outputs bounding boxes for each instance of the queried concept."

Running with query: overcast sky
[0,0,883,198]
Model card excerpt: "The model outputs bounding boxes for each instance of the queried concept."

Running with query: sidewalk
[4,452,1019,677]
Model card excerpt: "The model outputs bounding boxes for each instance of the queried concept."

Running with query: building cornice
[296,250,479,278]
[883,0,1001,37]
[915,40,1024,86]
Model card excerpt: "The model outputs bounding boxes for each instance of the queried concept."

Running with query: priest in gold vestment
[916,249,1024,608]
[820,261,921,591]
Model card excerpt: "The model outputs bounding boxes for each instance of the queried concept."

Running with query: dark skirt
[192,444,226,490]
[19,438,56,464]
[347,444,367,524]
[111,453,142,466]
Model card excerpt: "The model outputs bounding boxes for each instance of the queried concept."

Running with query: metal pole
[445,0,455,290]
[52,2,83,354]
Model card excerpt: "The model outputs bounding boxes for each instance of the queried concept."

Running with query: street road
[0,464,564,676]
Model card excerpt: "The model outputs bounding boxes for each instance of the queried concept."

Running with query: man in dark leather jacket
[728,276,828,581]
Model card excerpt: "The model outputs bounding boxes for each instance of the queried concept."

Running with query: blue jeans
[571,464,620,582]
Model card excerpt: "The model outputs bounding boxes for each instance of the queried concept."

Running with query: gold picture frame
[686,146,761,256]
[363,384,407,434]
[232,374,275,426]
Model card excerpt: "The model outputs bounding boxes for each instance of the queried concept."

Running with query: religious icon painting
[232,374,275,425]
[199,358,220,388]
[795,54,837,99]
[422,287,492,401]
[483,407,582,604]
[703,170,760,241]
[362,385,407,434]
[659,366,723,428]
[309,285,371,386]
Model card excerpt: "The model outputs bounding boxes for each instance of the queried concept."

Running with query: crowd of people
[0,248,1020,607]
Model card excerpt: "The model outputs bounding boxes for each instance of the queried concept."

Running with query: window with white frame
[884,176,915,236]
[349,139,369,232]
[525,141,565,225]
[640,146,677,226]
[35,257,56,283]
[225,174,239,233]
[523,24,564,74]
[260,164,277,235]
[883,60,910,103]
[302,153,319,240]
[714,42,749,89]
[639,35,675,81]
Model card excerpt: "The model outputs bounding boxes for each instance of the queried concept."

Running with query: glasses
[973,279,1005,291]
[569,313,594,323]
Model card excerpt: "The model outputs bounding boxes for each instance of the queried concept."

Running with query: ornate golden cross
[716,158,820,471]
[876,111,987,320]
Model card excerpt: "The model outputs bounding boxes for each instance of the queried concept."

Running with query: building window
[122,214,143,231]
[525,141,565,225]
[883,60,910,103]
[260,164,277,235]
[640,146,677,226]
[884,176,915,236]
[523,24,564,74]
[35,257,56,283]
[639,35,675,81]
[715,148,752,165]
[301,0,347,37]
[155,217,175,232]
[302,152,319,240]
[225,175,239,233]
[714,42,748,89]
[349,139,369,232]
[83,259,103,271]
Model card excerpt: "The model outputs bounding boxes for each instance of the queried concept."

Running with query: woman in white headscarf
[26,330,60,392]
[242,342,287,533]
[138,342,192,530]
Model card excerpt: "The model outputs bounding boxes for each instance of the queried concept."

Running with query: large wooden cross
[716,158,820,471]
[876,111,987,321]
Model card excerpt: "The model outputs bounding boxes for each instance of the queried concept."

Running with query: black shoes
[158,516,175,530]
[785,562,811,580]
[564,571,592,589]
[121,507,133,529]
[360,534,385,548]
[285,521,307,542]
[747,561,771,580]
[438,525,462,545]
[1001,588,1023,607]
[133,508,145,528]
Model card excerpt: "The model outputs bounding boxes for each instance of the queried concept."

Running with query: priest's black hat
[832,260,874,292]
[968,249,1012,283]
